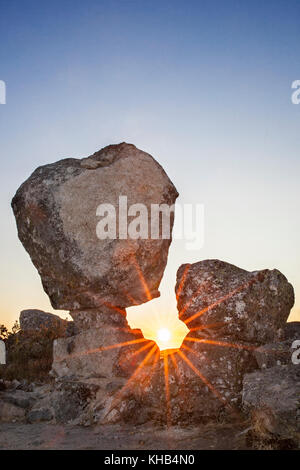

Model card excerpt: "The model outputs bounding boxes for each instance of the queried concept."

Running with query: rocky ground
[0,421,252,450]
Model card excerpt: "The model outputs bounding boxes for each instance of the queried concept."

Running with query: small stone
[27,407,53,423]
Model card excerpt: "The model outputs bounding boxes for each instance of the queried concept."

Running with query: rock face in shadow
[20,309,67,332]
[277,321,300,342]
[134,259,295,429]
[243,365,300,446]
[242,320,300,447]
[0,340,5,365]
[254,340,295,369]
[12,143,178,311]
[52,323,155,381]
[176,331,257,406]
[175,260,294,344]
[105,341,257,426]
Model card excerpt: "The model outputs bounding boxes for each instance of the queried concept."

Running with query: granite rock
[175,260,294,344]
[12,143,178,311]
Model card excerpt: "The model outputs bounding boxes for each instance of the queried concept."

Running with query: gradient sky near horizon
[0,0,299,346]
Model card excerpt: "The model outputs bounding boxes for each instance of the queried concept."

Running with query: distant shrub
[0,320,67,382]
[0,324,9,340]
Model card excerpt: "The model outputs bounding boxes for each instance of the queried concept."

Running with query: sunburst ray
[104,343,158,418]
[184,336,255,351]
[177,348,227,405]
[101,301,127,316]
[163,352,172,427]
[184,277,258,325]
[58,337,149,362]
[130,251,153,302]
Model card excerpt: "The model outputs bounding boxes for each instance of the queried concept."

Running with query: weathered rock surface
[254,340,295,369]
[20,309,67,332]
[252,321,300,370]
[1,389,36,410]
[0,383,35,423]
[70,306,127,331]
[243,365,300,446]
[0,380,100,425]
[51,324,155,381]
[12,143,178,311]
[0,340,5,365]
[27,407,53,424]
[177,331,257,407]
[104,332,257,426]
[277,321,300,342]
[0,401,26,423]
[175,260,294,344]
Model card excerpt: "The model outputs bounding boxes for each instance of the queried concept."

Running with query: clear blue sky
[0,0,299,336]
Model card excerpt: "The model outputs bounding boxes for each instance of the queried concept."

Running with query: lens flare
[157,327,171,344]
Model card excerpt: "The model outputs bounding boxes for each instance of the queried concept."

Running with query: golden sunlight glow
[127,297,189,351]
[74,256,288,427]
[157,327,171,345]
[65,255,262,427]
[121,247,189,351]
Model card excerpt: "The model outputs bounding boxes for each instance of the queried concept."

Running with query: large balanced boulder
[175,260,294,344]
[12,143,178,311]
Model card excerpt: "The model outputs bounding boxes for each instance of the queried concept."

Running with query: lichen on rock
[175,259,294,344]
[12,143,178,311]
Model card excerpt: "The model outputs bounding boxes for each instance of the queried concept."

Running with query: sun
[157,327,171,347]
